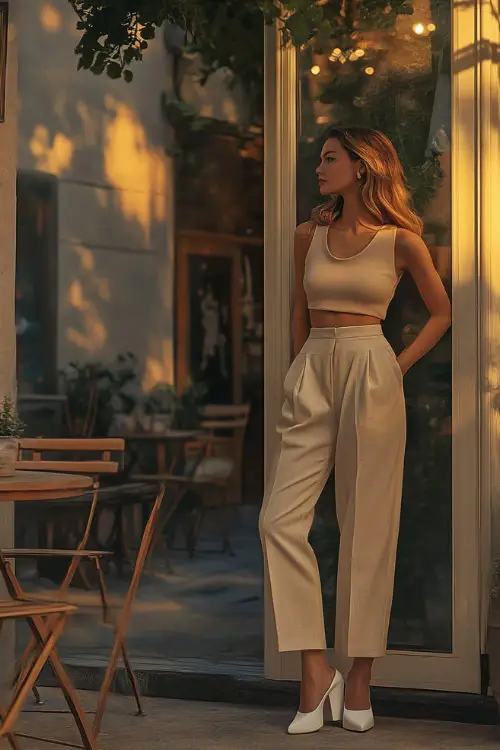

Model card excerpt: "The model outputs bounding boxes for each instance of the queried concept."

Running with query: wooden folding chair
[6,438,143,716]
[0,593,96,750]
[138,404,251,560]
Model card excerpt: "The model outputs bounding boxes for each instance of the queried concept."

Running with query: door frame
[263,0,488,692]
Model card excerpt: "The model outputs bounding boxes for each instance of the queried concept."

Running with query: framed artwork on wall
[0,2,8,123]
[176,231,243,404]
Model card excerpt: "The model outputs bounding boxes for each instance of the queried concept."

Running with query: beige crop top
[303,225,399,320]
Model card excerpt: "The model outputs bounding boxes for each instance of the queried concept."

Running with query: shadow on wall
[17,0,175,391]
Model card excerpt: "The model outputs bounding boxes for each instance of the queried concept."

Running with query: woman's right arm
[292,222,314,357]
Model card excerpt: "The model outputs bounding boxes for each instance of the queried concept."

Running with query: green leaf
[106,61,123,79]
[284,13,312,47]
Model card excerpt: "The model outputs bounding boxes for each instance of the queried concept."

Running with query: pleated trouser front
[259,325,406,658]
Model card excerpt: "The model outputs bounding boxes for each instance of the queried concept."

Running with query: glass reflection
[299,0,452,652]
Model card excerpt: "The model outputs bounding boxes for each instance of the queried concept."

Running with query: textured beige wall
[18,0,175,390]
[0,0,17,685]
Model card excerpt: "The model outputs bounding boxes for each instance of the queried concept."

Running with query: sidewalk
[16,690,499,749]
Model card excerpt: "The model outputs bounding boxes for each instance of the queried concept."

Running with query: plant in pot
[0,396,25,477]
[143,383,180,433]
[61,352,138,437]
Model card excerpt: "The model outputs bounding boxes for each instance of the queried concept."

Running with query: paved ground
[14,690,499,749]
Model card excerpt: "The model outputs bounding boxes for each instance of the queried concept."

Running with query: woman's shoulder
[394,227,425,251]
[295,220,316,240]
[294,221,318,260]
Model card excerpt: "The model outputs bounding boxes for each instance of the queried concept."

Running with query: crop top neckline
[325,224,388,262]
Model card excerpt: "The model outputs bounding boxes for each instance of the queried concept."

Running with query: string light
[412,22,425,35]
[329,47,365,64]
[365,66,375,76]
[427,23,436,31]
[311,65,321,75]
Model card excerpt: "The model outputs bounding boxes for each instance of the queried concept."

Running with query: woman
[259,127,451,735]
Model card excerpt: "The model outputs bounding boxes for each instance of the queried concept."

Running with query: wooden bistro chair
[0,595,98,750]
[144,404,251,560]
[5,437,144,716]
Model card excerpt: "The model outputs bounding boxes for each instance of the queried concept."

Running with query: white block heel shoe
[287,671,344,735]
[342,706,375,733]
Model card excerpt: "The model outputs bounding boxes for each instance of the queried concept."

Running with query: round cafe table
[0,470,92,502]
[125,429,203,474]
[0,470,96,749]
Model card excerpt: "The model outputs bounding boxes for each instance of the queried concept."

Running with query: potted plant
[60,352,139,437]
[0,396,25,477]
[142,383,180,433]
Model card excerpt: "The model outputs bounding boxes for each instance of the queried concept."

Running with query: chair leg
[31,685,44,706]
[5,614,68,726]
[93,557,144,717]
[15,489,101,693]
[185,506,204,558]
[120,642,145,717]
[0,705,22,749]
[92,485,166,739]
[29,616,97,750]
[1,562,97,750]
[221,503,236,557]
[94,557,109,624]
[2,613,94,747]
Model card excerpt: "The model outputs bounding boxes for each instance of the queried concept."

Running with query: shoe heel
[327,679,344,722]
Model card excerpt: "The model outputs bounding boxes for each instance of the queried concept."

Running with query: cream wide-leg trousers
[259,325,406,658]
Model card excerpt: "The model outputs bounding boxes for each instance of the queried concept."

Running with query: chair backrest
[200,404,250,435]
[198,404,250,501]
[17,438,125,476]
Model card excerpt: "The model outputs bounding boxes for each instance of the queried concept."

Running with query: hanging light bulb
[427,23,436,32]
[412,22,425,35]
[355,48,365,57]
[365,66,375,76]
[311,65,321,75]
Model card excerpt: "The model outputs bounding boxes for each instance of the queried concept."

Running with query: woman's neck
[335,190,383,232]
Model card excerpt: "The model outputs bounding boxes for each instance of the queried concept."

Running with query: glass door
[264,0,482,692]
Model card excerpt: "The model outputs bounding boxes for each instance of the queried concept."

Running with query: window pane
[298,1,453,652]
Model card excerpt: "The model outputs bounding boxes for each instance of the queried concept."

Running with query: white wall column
[263,21,297,679]
[479,0,500,646]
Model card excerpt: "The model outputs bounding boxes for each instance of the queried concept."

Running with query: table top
[124,430,202,441]
[0,471,93,502]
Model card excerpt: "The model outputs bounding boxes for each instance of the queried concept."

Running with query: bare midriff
[309,310,381,328]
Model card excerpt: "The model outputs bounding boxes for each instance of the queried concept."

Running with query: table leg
[92,484,166,739]
[157,443,167,475]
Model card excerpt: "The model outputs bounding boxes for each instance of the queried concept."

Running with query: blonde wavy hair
[311,126,423,235]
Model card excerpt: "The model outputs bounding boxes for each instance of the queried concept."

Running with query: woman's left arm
[395,228,451,375]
